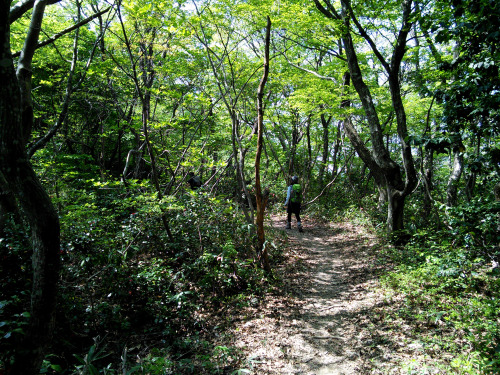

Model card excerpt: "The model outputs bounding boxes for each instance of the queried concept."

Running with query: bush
[380,200,500,373]
[41,178,269,373]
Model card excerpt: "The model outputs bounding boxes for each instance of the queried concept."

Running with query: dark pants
[287,202,301,223]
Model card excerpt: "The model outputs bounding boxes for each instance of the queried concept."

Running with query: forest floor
[218,215,446,374]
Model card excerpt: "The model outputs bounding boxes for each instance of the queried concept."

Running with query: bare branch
[12,6,111,58]
[304,151,354,206]
[283,53,339,82]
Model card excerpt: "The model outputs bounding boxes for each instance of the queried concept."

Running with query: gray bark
[447,145,464,206]
[422,146,434,218]
[318,113,331,187]
[314,0,417,235]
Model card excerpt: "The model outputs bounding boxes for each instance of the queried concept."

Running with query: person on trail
[187,172,202,190]
[284,175,303,232]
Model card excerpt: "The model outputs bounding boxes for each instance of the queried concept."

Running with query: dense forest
[0,0,498,374]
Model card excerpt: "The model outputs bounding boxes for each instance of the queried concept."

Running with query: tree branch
[391,0,414,72]
[28,3,107,157]
[283,52,339,82]
[312,0,339,19]
[340,0,390,73]
[12,6,111,58]
[9,0,60,24]
[304,151,354,206]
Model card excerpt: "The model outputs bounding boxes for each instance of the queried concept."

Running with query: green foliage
[131,340,249,374]
[380,205,500,373]
[441,197,500,256]
[6,0,500,373]
[0,219,32,370]
[431,0,500,168]
[72,339,113,375]
[33,170,271,373]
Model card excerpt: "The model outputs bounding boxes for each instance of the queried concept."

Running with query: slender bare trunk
[117,8,173,241]
[318,114,331,187]
[422,145,434,218]
[231,114,252,223]
[447,143,464,207]
[255,16,271,272]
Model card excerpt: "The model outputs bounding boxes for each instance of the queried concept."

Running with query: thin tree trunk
[230,114,251,223]
[255,16,271,272]
[117,7,173,241]
[318,113,331,187]
[422,145,434,218]
[264,124,287,179]
[331,121,343,180]
[27,2,108,158]
[447,142,464,207]
[464,135,480,201]
[304,116,313,196]
[287,112,304,176]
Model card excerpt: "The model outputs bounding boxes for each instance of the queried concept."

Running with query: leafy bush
[0,218,32,370]
[380,198,500,373]
[37,177,270,373]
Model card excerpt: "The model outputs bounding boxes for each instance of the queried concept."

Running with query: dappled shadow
[280,222,384,373]
[232,217,391,374]
[227,217,445,374]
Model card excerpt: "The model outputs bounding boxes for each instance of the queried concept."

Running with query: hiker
[187,172,202,190]
[284,175,303,232]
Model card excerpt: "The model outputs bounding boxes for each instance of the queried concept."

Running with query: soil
[222,216,435,374]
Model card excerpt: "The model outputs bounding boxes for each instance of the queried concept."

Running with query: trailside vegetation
[0,0,498,373]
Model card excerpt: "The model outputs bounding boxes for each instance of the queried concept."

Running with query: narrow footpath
[227,216,396,374]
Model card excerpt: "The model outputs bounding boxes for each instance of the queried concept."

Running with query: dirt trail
[229,216,388,374]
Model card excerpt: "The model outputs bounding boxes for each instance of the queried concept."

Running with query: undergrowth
[1,176,283,374]
[378,198,500,374]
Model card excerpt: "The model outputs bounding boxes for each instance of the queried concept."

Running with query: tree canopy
[1,0,498,373]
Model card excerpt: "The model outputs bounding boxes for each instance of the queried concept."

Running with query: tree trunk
[6,162,61,375]
[314,0,417,238]
[0,172,22,235]
[339,73,386,207]
[1,2,61,373]
[16,0,48,146]
[387,189,405,234]
[464,135,480,201]
[117,7,174,241]
[303,116,313,198]
[255,16,271,272]
[318,113,331,187]
[331,120,342,180]
[288,118,298,176]
[422,145,434,219]
[447,142,464,206]
[231,114,252,223]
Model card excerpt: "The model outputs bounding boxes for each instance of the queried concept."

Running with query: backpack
[192,176,201,187]
[188,175,202,189]
[290,184,302,203]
